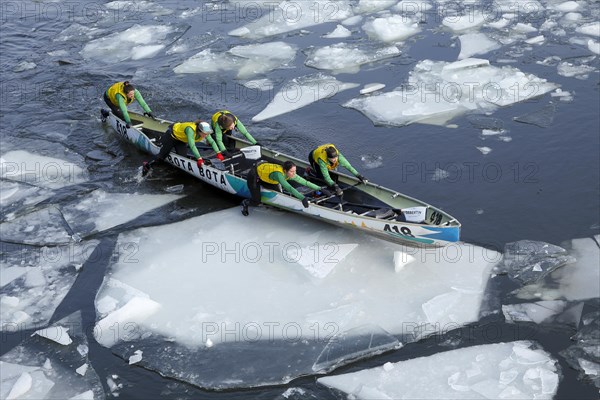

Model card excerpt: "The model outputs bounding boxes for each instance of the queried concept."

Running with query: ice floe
[0,312,104,399]
[514,104,556,128]
[1,150,88,190]
[442,11,488,32]
[495,240,575,285]
[318,341,559,399]
[304,43,401,74]
[1,190,183,245]
[323,25,352,39]
[362,14,421,43]
[560,310,600,388]
[458,33,501,59]
[343,58,557,127]
[92,207,498,389]
[1,241,99,331]
[512,236,600,301]
[174,42,296,79]
[81,24,180,61]
[228,0,353,39]
[252,73,358,121]
[502,300,583,326]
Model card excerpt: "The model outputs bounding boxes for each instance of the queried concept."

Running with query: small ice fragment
[129,350,143,364]
[107,377,119,393]
[165,184,184,193]
[383,362,394,371]
[77,344,89,356]
[525,35,545,45]
[476,146,492,155]
[33,326,73,345]
[360,83,386,95]
[69,390,94,400]
[76,364,88,376]
[206,338,214,348]
[7,372,32,399]
[324,24,351,39]
[482,129,502,136]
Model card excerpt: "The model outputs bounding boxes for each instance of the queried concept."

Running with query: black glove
[320,186,333,196]
[222,150,232,158]
[357,174,367,184]
[302,197,309,208]
[144,112,157,120]
[253,141,262,147]
[333,184,343,196]
[126,123,131,129]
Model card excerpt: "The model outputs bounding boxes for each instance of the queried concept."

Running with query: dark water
[1,1,599,398]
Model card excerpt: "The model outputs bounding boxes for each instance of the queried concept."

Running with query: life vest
[172,122,203,142]
[211,110,238,133]
[107,82,134,107]
[313,144,339,170]
[257,163,285,185]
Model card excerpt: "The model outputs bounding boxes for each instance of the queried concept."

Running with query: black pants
[103,92,125,121]
[246,166,262,206]
[149,125,188,164]
[308,150,338,184]
[247,162,280,206]
[217,131,236,151]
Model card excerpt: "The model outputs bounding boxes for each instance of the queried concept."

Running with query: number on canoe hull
[384,224,414,237]
[429,211,442,225]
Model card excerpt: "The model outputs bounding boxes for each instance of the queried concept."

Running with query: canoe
[101,109,461,247]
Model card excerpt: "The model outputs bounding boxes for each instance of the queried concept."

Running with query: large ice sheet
[304,43,401,74]
[343,58,557,127]
[318,341,559,399]
[228,0,353,39]
[252,74,358,121]
[94,207,497,389]
[1,241,99,331]
[0,312,104,399]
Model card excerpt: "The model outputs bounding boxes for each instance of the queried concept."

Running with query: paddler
[142,120,220,176]
[241,161,321,216]
[211,110,259,157]
[307,144,366,196]
[104,81,155,128]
